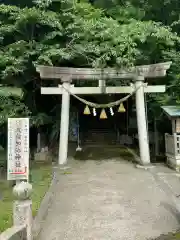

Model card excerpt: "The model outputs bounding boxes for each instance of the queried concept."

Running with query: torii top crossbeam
[37,62,172,80]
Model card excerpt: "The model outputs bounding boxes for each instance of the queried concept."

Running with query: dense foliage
[0,0,180,143]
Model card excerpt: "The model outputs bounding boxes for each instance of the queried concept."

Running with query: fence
[0,182,32,240]
[175,134,180,155]
[165,133,180,157]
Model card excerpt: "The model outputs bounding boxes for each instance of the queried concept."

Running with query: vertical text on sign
[7,118,29,181]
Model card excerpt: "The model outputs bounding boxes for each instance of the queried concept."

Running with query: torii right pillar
[135,76,150,165]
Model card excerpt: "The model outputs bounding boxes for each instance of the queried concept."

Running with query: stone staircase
[82,128,118,145]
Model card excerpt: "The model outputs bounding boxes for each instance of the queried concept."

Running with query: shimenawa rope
[62,84,142,108]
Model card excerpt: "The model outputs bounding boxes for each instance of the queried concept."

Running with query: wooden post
[135,76,150,165]
[37,132,41,152]
[58,78,71,165]
[154,117,159,156]
[174,133,177,156]
[172,119,176,134]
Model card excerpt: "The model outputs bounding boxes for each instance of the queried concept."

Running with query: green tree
[0,0,179,145]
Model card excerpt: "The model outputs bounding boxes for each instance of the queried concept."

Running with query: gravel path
[38,159,180,240]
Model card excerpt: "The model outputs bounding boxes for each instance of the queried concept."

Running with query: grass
[0,162,52,233]
[74,145,133,161]
[152,232,180,240]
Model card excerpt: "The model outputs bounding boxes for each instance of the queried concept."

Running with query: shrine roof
[161,106,180,117]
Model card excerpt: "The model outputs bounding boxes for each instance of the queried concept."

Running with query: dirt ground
[37,152,180,240]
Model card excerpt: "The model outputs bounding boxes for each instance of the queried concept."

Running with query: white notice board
[7,118,29,181]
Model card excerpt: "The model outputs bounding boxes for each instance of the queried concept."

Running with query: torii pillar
[135,76,150,164]
[59,77,71,165]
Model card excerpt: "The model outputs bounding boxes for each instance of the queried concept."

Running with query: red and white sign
[7,118,29,181]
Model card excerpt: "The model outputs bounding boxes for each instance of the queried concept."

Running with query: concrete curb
[32,166,58,239]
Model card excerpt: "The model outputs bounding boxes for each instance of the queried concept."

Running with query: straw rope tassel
[100,109,107,119]
[83,105,91,115]
[118,103,126,113]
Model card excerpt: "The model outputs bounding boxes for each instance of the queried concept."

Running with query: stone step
[82,128,118,143]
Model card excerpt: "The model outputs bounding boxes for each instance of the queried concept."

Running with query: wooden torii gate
[37,62,172,165]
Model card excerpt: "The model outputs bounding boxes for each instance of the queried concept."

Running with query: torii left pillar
[59,77,71,165]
